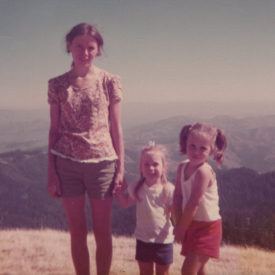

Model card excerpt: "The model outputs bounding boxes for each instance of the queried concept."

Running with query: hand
[173,225,187,243]
[47,170,62,198]
[112,172,126,196]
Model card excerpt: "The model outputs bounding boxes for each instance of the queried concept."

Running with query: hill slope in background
[1,109,275,172]
[0,109,49,152]
[122,101,275,127]
[124,114,275,173]
[0,109,275,249]
[0,148,274,250]
[0,109,275,173]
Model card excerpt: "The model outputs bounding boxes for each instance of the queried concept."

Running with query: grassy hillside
[0,229,274,275]
[0,148,274,250]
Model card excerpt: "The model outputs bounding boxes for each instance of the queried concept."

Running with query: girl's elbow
[186,200,200,209]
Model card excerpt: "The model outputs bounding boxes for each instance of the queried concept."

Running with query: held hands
[47,170,62,198]
[173,224,187,243]
[112,172,127,196]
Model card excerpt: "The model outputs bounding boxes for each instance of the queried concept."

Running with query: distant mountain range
[0,109,49,152]
[124,114,275,173]
[122,100,275,127]
[1,108,275,172]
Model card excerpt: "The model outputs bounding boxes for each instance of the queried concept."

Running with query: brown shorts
[181,219,222,259]
[56,157,116,199]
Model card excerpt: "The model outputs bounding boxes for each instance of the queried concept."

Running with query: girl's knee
[70,225,88,243]
[181,253,209,275]
[156,264,170,275]
[94,229,112,246]
[69,222,88,237]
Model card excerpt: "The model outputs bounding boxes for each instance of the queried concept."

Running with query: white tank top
[180,161,221,222]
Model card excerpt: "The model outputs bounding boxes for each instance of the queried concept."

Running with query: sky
[0,0,274,109]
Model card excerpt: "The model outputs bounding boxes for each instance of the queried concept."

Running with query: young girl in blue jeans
[115,143,174,275]
[173,123,227,275]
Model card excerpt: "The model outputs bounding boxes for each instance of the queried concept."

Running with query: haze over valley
[1,102,275,172]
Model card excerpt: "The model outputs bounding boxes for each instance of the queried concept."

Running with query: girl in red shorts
[173,123,227,275]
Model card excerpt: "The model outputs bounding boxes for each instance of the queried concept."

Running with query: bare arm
[109,101,125,194]
[172,163,184,225]
[47,103,61,198]
[116,191,135,208]
[174,165,211,242]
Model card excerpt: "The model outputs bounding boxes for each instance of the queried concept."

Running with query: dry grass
[0,229,274,275]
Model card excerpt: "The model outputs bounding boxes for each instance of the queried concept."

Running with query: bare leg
[156,264,170,275]
[90,198,113,275]
[181,253,209,275]
[62,196,90,275]
[138,261,154,275]
[198,263,207,275]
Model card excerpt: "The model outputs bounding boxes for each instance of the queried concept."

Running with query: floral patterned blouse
[48,66,123,162]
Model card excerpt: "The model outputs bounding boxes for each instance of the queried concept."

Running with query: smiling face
[68,34,99,68]
[186,132,213,166]
[140,151,164,184]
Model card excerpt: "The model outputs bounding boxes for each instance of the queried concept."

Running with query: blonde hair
[179,123,227,165]
[134,142,168,201]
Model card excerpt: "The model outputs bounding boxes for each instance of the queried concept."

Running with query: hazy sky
[0,0,274,109]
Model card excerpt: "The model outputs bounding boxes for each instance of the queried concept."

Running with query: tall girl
[47,23,124,275]
[115,143,175,275]
[173,123,227,275]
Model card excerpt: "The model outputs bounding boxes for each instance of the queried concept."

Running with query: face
[141,151,164,182]
[68,34,99,68]
[186,132,213,166]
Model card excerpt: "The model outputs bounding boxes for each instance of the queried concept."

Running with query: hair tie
[148,140,156,147]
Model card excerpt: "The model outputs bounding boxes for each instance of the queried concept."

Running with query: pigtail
[213,129,227,165]
[179,122,227,166]
[179,124,192,154]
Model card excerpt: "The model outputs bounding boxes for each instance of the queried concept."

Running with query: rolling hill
[0,147,274,250]
[0,109,274,250]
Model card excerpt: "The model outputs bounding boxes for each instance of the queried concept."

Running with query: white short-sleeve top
[128,181,175,244]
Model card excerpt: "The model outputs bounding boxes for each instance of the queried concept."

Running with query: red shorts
[181,219,222,259]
